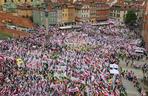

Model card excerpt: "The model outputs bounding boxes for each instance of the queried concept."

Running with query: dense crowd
[0,19,146,96]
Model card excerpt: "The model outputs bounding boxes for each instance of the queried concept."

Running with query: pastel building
[33,5,58,26]
[61,3,75,24]
[75,0,92,23]
[56,5,62,24]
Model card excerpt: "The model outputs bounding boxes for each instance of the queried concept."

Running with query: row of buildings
[33,0,112,26]
[110,0,145,22]
[0,0,146,27]
[33,0,147,26]
[0,0,113,26]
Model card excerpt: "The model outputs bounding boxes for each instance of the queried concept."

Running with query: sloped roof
[0,11,34,28]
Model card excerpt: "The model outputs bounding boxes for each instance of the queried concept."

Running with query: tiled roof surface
[0,11,34,28]
[0,25,31,38]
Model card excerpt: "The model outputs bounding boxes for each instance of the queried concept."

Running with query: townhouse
[0,0,113,25]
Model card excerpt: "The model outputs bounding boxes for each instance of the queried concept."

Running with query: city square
[0,0,148,96]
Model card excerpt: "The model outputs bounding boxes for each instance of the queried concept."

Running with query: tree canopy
[124,10,137,26]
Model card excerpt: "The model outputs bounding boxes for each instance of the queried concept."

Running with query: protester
[0,19,145,96]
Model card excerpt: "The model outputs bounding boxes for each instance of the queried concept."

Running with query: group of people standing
[0,19,146,96]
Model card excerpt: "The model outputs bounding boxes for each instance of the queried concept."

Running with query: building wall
[32,10,42,26]
[110,5,126,22]
[143,1,148,50]
[62,8,69,23]
[68,7,75,22]
[95,2,110,21]
[17,9,32,17]
[0,0,5,6]
[48,11,57,25]
[96,9,110,21]
[80,4,90,22]
[61,5,75,23]
[33,10,58,26]
[90,4,96,23]
[57,8,62,24]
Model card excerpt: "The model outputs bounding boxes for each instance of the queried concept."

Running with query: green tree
[124,10,137,26]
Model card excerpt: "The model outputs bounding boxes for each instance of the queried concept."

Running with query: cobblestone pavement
[119,59,148,96]
[122,79,140,96]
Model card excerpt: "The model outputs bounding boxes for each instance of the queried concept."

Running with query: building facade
[110,0,145,22]
[90,2,96,23]
[1,0,114,25]
[56,5,62,24]
[61,3,75,24]
[33,9,57,26]
[95,2,110,21]
[79,3,90,22]
[143,1,148,50]
[110,4,125,22]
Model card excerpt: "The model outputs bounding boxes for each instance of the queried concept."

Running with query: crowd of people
[0,19,146,96]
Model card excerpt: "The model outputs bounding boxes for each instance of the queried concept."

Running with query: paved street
[120,59,148,96]
[122,79,139,96]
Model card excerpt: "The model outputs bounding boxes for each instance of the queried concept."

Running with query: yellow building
[61,3,75,24]
[0,0,5,6]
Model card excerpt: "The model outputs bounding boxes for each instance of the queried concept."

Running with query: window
[117,14,120,17]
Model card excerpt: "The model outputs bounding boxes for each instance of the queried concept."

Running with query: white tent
[110,64,119,69]
[59,26,72,30]
[133,47,145,53]
[110,69,119,75]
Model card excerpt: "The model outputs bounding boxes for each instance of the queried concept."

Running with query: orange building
[95,2,110,21]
